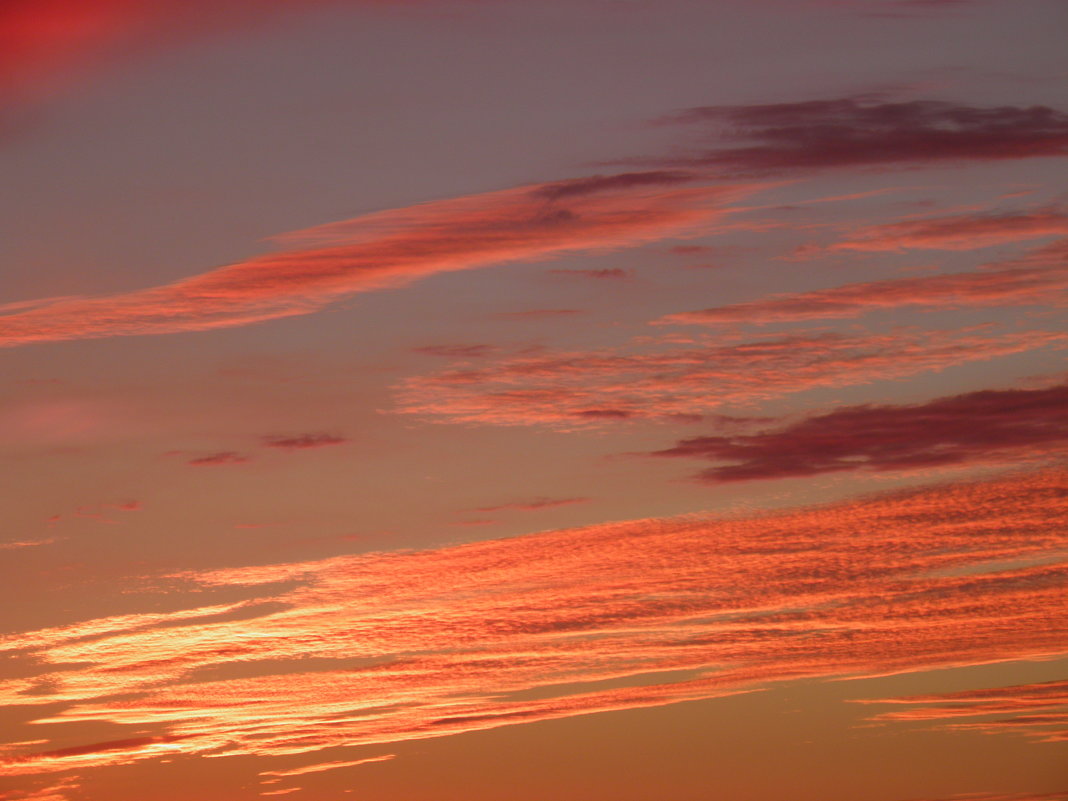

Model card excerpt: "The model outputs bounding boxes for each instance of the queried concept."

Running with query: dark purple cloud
[655,98,1068,174]
[649,382,1068,482]
[262,433,347,450]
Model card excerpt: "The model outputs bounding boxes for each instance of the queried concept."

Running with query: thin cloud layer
[0,173,744,348]
[661,237,1068,325]
[393,328,1066,427]
[859,680,1068,744]
[0,469,1065,778]
[817,208,1068,253]
[657,98,1068,173]
[648,381,1068,482]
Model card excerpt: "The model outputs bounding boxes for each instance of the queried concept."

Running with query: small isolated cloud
[474,497,590,513]
[648,381,1068,482]
[490,309,585,320]
[413,344,497,359]
[262,433,347,451]
[548,268,630,280]
[654,97,1068,174]
[187,452,250,467]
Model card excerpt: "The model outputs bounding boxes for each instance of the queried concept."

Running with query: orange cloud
[0,469,1065,780]
[0,174,747,348]
[393,327,1066,427]
[859,680,1068,744]
[660,237,1068,326]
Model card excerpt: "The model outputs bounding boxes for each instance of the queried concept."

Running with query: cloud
[473,497,590,513]
[660,237,1068,325]
[0,175,748,348]
[187,451,250,467]
[815,208,1068,254]
[489,309,586,320]
[262,433,347,450]
[648,381,1068,482]
[413,344,497,359]
[654,97,1068,174]
[0,469,1065,780]
[548,268,630,279]
[259,753,395,778]
[393,327,1066,427]
[858,680,1068,744]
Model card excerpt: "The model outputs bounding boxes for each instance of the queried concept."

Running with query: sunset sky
[1,1,1067,799]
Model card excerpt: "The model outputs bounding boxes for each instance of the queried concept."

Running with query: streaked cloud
[858,680,1068,744]
[654,98,1068,174]
[648,381,1068,482]
[0,469,1065,778]
[262,433,347,451]
[0,174,749,348]
[661,237,1068,326]
[473,497,590,513]
[393,328,1066,427]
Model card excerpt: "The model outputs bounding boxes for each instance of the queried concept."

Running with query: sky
[0,1,1066,799]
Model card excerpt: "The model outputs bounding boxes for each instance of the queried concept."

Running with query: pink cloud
[648,381,1068,482]
[660,237,1068,326]
[393,328,1066,427]
[0,174,749,348]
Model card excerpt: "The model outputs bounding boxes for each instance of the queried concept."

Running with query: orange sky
[1,1,1066,800]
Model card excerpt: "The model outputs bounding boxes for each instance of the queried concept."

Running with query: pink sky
[1,1,1066,800]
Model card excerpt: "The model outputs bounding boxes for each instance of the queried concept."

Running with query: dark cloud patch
[533,171,695,200]
[548,268,630,280]
[474,497,590,513]
[656,98,1068,174]
[649,382,1068,483]
[263,433,346,451]
[188,451,250,467]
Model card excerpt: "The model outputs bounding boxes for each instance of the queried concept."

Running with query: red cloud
[858,680,1068,744]
[819,208,1068,253]
[548,268,630,279]
[187,451,249,467]
[262,433,346,450]
[648,381,1068,482]
[0,175,748,348]
[656,98,1068,173]
[661,237,1068,325]
[474,496,590,513]
[393,328,1066,427]
[0,469,1065,779]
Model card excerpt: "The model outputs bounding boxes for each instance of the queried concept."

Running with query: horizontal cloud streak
[661,237,1068,325]
[0,173,742,348]
[648,381,1068,482]
[0,469,1065,779]
[393,328,1066,427]
[655,98,1068,173]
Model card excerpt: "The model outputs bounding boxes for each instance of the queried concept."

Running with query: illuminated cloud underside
[1,470,1065,777]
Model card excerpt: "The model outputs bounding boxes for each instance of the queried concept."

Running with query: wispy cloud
[0,174,749,348]
[653,98,1068,174]
[647,381,1068,482]
[0,469,1065,778]
[858,680,1068,744]
[473,497,590,513]
[660,237,1068,326]
[393,328,1066,427]
[187,451,250,467]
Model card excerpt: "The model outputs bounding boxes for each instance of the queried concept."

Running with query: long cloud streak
[0,469,1065,779]
[0,174,741,347]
